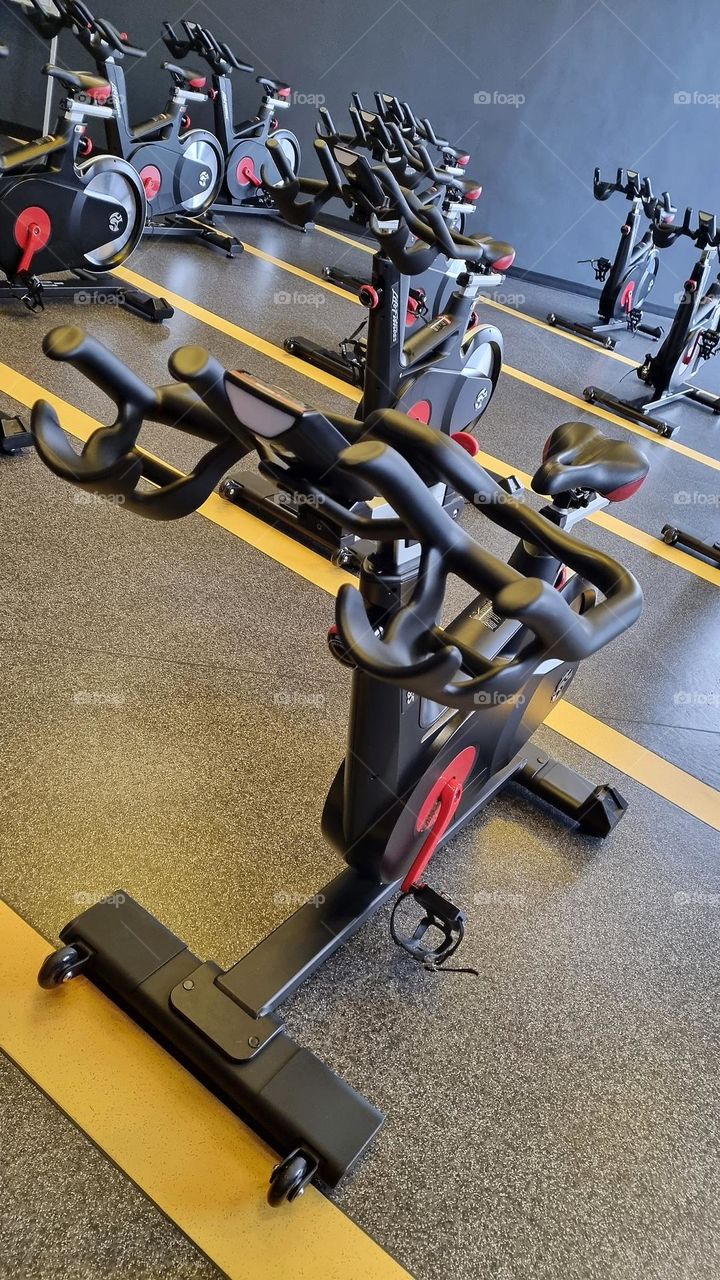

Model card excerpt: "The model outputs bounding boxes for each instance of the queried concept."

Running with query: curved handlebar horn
[332,412,643,708]
[31,329,247,520]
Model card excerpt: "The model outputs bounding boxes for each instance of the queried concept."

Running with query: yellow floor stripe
[116,266,360,404]
[242,239,365,304]
[547,704,720,831]
[0,902,409,1280]
[316,225,646,367]
[2,360,717,822]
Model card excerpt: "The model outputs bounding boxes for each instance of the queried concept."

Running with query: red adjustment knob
[466,186,482,201]
[181,112,191,130]
[686,279,698,292]
[359,284,380,309]
[458,153,470,165]
[451,430,480,457]
[78,134,93,157]
[120,31,128,41]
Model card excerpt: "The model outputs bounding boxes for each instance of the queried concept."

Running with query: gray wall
[1,0,715,308]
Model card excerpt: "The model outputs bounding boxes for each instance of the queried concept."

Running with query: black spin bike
[33,324,646,1206]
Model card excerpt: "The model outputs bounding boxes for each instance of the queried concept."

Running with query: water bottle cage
[579,256,611,282]
[698,328,720,360]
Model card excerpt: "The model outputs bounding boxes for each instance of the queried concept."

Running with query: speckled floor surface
[1,217,719,1280]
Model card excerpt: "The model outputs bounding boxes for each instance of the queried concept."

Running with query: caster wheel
[268,1151,314,1206]
[584,387,596,403]
[220,479,240,502]
[661,525,678,546]
[37,944,88,989]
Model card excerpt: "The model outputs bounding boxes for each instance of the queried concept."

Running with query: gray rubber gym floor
[1,218,719,1280]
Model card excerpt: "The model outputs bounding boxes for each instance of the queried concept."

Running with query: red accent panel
[451,430,480,456]
[406,296,420,326]
[407,400,432,424]
[402,746,478,891]
[236,155,261,187]
[493,252,515,271]
[86,84,112,104]
[189,76,206,90]
[606,475,647,502]
[14,207,52,273]
[139,164,162,201]
[620,280,635,313]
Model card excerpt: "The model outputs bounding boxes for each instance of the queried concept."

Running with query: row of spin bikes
[0,10,702,1212]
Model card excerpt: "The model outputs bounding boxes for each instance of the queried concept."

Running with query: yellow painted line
[115,266,360,405]
[547,704,720,832]
[316,225,643,367]
[0,902,409,1280]
[242,239,365,304]
[3,359,718,822]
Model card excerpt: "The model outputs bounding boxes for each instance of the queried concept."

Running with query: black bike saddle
[257,76,290,96]
[466,233,515,270]
[161,62,207,88]
[44,65,111,99]
[532,422,649,501]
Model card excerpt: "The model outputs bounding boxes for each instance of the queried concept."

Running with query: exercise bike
[218,141,513,565]
[162,19,301,216]
[585,209,720,437]
[266,140,512,416]
[547,168,676,349]
[27,0,240,258]
[33,323,646,1205]
[660,523,720,568]
[373,92,472,175]
[0,54,161,320]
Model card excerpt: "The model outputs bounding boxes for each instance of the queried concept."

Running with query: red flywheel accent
[139,165,162,201]
[14,207,52,273]
[402,746,478,891]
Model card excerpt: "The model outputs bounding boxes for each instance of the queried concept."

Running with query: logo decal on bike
[199,170,210,187]
[108,211,123,232]
[474,387,489,411]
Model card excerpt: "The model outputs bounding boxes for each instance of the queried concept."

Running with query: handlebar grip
[167,346,249,442]
[42,327,156,412]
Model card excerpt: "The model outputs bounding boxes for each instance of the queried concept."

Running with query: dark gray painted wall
[1,0,715,307]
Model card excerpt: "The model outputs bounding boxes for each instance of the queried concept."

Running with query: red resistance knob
[359,284,380,309]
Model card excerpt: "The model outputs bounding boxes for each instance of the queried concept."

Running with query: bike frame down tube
[209,70,236,155]
[360,254,465,414]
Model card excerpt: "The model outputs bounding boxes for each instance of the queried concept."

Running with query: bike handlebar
[30,329,643,711]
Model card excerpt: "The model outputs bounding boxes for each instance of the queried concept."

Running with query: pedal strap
[389,885,478,974]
